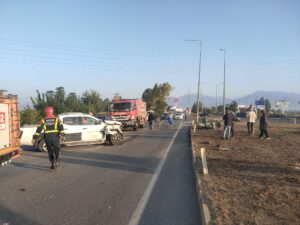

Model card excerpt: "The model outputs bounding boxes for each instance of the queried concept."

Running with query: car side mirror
[95,121,102,125]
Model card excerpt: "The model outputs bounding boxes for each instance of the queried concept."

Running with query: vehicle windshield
[110,103,132,112]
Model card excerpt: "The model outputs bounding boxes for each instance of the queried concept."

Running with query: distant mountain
[169,91,300,110]
[234,91,300,110]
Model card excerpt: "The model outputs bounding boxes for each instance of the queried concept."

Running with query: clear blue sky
[1,0,299,106]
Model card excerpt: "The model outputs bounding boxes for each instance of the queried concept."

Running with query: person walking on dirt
[259,109,270,140]
[32,107,65,169]
[223,107,238,139]
[247,105,257,135]
[148,111,155,130]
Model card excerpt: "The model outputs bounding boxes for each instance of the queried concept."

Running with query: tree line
[21,82,272,125]
[21,87,110,125]
[21,83,173,125]
[21,82,271,125]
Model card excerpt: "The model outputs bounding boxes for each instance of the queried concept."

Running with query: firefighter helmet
[44,106,54,116]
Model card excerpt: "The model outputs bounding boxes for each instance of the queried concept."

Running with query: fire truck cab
[109,99,147,131]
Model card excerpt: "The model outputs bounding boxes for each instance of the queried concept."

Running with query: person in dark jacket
[223,107,239,139]
[32,107,65,169]
[148,111,155,130]
[259,110,270,140]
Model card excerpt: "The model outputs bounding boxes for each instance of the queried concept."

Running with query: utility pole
[185,39,202,123]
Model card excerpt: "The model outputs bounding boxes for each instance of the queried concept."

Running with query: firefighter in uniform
[32,107,65,169]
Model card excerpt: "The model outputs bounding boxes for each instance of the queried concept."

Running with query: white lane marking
[127,121,182,225]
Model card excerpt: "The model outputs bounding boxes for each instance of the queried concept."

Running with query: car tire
[108,132,122,145]
[38,139,48,152]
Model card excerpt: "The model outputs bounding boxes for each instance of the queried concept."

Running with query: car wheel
[38,140,48,152]
[108,132,122,145]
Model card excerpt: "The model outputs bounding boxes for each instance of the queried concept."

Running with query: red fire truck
[0,90,21,167]
[109,98,147,131]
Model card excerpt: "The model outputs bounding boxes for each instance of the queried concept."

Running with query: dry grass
[192,121,300,225]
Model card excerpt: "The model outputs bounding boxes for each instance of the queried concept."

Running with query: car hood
[104,120,122,126]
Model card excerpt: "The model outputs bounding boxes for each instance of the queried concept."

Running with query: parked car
[174,112,184,120]
[160,113,169,120]
[21,113,123,152]
[94,113,109,121]
[236,112,247,118]
[199,112,209,117]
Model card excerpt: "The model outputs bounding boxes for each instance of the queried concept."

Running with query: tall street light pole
[185,39,202,123]
[220,48,226,115]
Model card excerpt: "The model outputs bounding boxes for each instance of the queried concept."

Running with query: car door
[61,116,83,142]
[81,116,103,142]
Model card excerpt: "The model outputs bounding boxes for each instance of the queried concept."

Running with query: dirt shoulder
[192,119,300,225]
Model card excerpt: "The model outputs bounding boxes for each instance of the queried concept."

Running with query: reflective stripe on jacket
[35,117,64,140]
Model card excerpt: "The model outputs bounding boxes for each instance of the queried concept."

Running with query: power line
[0,56,177,72]
[0,38,184,72]
[0,38,180,61]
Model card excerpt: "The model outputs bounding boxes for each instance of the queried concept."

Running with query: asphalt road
[0,120,201,225]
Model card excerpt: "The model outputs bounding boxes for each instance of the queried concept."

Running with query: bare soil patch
[192,119,300,225]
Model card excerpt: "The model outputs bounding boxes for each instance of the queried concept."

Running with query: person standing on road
[32,107,65,169]
[259,109,270,140]
[148,110,155,130]
[247,105,257,135]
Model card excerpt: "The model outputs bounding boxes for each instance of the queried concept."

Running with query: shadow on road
[18,150,160,174]
[12,161,51,172]
[0,205,41,225]
[21,145,40,152]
